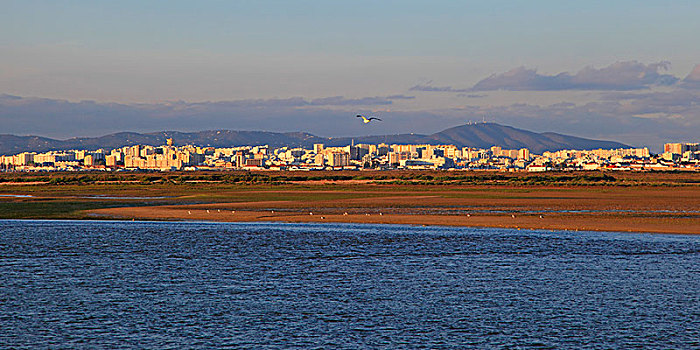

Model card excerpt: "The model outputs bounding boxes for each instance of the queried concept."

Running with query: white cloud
[471,61,679,91]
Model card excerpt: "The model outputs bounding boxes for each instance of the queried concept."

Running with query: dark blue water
[1,220,699,349]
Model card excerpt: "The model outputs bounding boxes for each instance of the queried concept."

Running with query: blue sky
[5,1,699,63]
[1,1,699,148]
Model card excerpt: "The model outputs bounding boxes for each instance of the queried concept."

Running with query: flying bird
[356,114,382,123]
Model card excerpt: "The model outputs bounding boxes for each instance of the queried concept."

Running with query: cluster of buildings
[1,138,698,172]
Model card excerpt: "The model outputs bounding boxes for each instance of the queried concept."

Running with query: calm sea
[1,220,698,349]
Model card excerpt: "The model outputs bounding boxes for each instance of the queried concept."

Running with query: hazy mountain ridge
[0,123,629,155]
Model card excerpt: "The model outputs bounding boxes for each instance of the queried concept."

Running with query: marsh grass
[0,170,697,220]
[0,201,126,219]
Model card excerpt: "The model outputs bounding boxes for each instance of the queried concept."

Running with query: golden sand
[90,186,700,234]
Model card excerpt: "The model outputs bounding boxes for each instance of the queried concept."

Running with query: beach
[2,171,698,234]
[89,185,700,234]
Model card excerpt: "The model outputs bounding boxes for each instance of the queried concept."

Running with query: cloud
[385,94,416,100]
[472,61,679,91]
[457,93,487,98]
[409,83,470,92]
[171,95,407,109]
[0,94,417,139]
[680,64,700,89]
[2,86,698,149]
[309,96,395,106]
[601,90,700,113]
[192,97,309,108]
[444,88,700,149]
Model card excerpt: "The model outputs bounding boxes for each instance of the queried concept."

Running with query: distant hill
[0,123,629,155]
[431,123,629,152]
[299,123,629,153]
[0,130,324,156]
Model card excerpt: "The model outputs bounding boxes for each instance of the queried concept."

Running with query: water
[241,207,700,217]
[1,220,698,349]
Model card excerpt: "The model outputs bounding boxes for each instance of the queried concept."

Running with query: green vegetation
[3,169,700,191]
[0,170,697,220]
[0,201,125,219]
[0,170,697,222]
[3,169,700,189]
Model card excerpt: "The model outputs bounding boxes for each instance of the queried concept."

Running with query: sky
[2,0,700,149]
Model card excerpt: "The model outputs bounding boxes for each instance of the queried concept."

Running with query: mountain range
[0,123,629,156]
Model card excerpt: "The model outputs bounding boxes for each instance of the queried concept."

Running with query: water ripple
[1,220,698,349]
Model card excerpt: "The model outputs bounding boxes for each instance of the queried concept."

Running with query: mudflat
[2,171,698,234]
[90,187,700,234]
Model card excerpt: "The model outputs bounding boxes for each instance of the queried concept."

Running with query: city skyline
[2,1,700,147]
[5,138,697,173]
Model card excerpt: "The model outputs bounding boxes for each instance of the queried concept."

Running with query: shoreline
[6,216,700,236]
[3,172,699,235]
[89,205,700,235]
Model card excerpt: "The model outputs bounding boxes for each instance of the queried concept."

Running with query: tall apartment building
[314,153,325,166]
[664,143,684,154]
[105,155,119,167]
[329,152,350,167]
[518,148,531,161]
[233,152,246,167]
[346,144,369,161]
[14,153,35,165]
[664,143,698,154]
[635,148,650,158]
[377,143,390,156]
[504,149,519,159]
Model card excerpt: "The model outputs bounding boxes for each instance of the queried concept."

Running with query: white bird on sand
[356,114,382,124]
[206,209,210,213]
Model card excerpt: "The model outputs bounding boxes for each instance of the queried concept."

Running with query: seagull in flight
[356,114,382,123]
